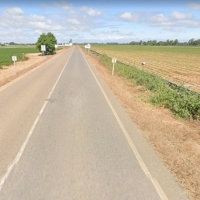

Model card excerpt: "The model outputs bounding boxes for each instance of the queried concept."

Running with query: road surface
[0,47,189,199]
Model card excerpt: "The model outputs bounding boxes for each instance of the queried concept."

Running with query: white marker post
[55,44,58,53]
[112,58,117,76]
[85,44,91,54]
[141,62,146,70]
[41,45,46,56]
[12,56,17,74]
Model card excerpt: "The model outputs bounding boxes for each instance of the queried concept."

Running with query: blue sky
[0,0,200,44]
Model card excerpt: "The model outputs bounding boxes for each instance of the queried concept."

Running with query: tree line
[87,38,200,46]
[129,38,200,46]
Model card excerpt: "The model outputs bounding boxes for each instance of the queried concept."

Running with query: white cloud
[148,14,168,23]
[88,29,136,43]
[188,3,200,10]
[28,21,52,30]
[149,12,200,28]
[107,36,125,40]
[91,30,135,37]
[120,12,133,20]
[55,0,73,10]
[30,14,48,22]
[120,12,141,22]
[175,19,200,28]
[162,27,186,33]
[67,19,80,25]
[0,7,25,27]
[80,6,103,17]
[171,11,193,20]
[119,10,200,28]
[35,30,43,35]
[0,7,65,40]
[5,7,24,16]
[1,3,199,44]
[0,28,35,43]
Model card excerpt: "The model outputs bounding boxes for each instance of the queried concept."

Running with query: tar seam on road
[80,50,169,200]
[0,49,74,193]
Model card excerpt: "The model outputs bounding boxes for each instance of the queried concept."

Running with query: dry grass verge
[83,50,200,200]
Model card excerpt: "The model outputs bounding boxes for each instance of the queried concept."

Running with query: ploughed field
[91,45,200,93]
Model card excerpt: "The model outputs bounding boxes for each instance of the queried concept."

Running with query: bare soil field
[92,45,200,93]
[83,49,200,200]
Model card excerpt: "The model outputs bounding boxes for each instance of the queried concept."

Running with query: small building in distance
[57,39,73,47]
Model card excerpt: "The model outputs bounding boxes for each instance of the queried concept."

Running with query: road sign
[12,56,17,73]
[41,45,46,51]
[85,44,91,49]
[12,56,17,62]
[112,58,117,76]
[112,58,117,63]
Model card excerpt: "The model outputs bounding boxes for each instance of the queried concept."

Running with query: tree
[195,39,200,46]
[188,38,194,45]
[9,42,16,45]
[173,39,179,46]
[139,40,143,45]
[169,40,174,45]
[36,32,57,54]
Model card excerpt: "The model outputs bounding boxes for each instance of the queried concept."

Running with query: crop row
[98,53,200,119]
[91,45,200,92]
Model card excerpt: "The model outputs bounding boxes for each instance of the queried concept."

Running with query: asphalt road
[0,47,189,199]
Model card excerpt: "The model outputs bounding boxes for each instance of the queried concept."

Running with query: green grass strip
[99,53,200,119]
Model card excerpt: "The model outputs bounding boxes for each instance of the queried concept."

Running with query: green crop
[0,47,39,68]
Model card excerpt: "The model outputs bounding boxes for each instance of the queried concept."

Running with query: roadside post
[41,45,46,56]
[55,44,58,53]
[85,44,91,54]
[112,58,117,76]
[141,62,146,70]
[12,56,17,74]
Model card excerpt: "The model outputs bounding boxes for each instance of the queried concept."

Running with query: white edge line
[0,49,74,192]
[80,49,169,200]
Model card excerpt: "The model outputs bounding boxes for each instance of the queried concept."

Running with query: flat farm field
[0,45,39,68]
[91,45,200,92]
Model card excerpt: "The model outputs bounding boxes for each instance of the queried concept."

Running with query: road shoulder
[81,48,192,200]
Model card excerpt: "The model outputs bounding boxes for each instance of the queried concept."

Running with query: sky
[0,0,200,44]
